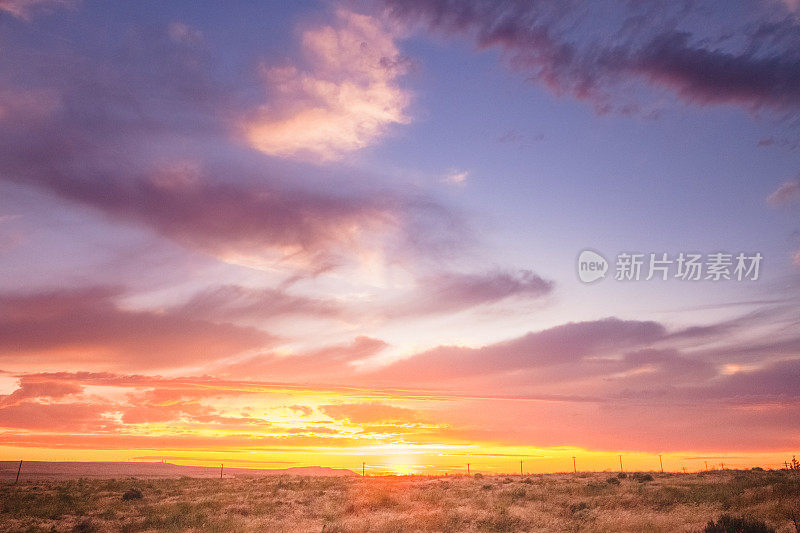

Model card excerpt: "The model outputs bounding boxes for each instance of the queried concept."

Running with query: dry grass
[1,470,799,532]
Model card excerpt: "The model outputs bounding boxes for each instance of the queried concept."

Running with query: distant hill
[0,461,357,480]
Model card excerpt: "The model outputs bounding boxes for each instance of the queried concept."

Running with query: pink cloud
[0,402,116,431]
[767,178,800,206]
[2,345,799,454]
[367,318,666,384]
[0,377,82,407]
[0,287,273,371]
[0,0,73,19]
[174,284,344,322]
[245,8,410,161]
[0,22,463,271]
[220,336,388,380]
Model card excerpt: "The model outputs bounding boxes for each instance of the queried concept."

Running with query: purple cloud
[174,284,344,322]
[0,0,73,20]
[0,15,465,271]
[219,336,389,380]
[0,286,273,370]
[383,0,800,113]
[369,317,667,383]
[390,269,553,317]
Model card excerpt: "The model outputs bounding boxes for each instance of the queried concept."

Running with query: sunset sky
[1,0,799,475]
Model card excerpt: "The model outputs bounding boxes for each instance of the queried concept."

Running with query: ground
[1,470,799,532]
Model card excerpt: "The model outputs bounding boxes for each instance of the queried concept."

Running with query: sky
[0,0,799,475]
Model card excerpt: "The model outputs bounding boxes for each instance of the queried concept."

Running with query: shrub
[703,514,775,533]
[569,502,590,514]
[508,487,526,500]
[72,519,96,533]
[476,508,521,532]
[633,473,654,482]
[366,493,397,510]
[606,476,620,485]
[617,472,628,479]
[122,488,142,501]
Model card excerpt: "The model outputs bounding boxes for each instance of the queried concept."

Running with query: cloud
[690,357,800,400]
[0,287,273,370]
[0,17,462,270]
[220,336,388,380]
[0,401,116,431]
[1,149,416,270]
[383,0,800,113]
[245,8,410,161]
[758,137,776,147]
[0,372,432,448]
[2,338,799,453]
[173,284,344,322]
[0,0,72,19]
[320,402,420,424]
[167,22,203,46]
[444,169,468,184]
[0,377,82,407]
[0,432,367,451]
[289,405,314,417]
[369,317,666,383]
[767,178,800,205]
[390,269,553,317]
[626,30,800,109]
[119,388,272,427]
[363,308,799,396]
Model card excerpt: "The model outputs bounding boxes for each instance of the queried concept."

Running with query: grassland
[1,470,799,532]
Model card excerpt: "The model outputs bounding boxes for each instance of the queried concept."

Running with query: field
[1,470,799,532]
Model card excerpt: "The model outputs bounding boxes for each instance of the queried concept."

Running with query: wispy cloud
[383,0,800,114]
[444,169,468,184]
[388,269,553,317]
[767,178,800,205]
[0,0,73,19]
[320,402,421,424]
[219,336,388,380]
